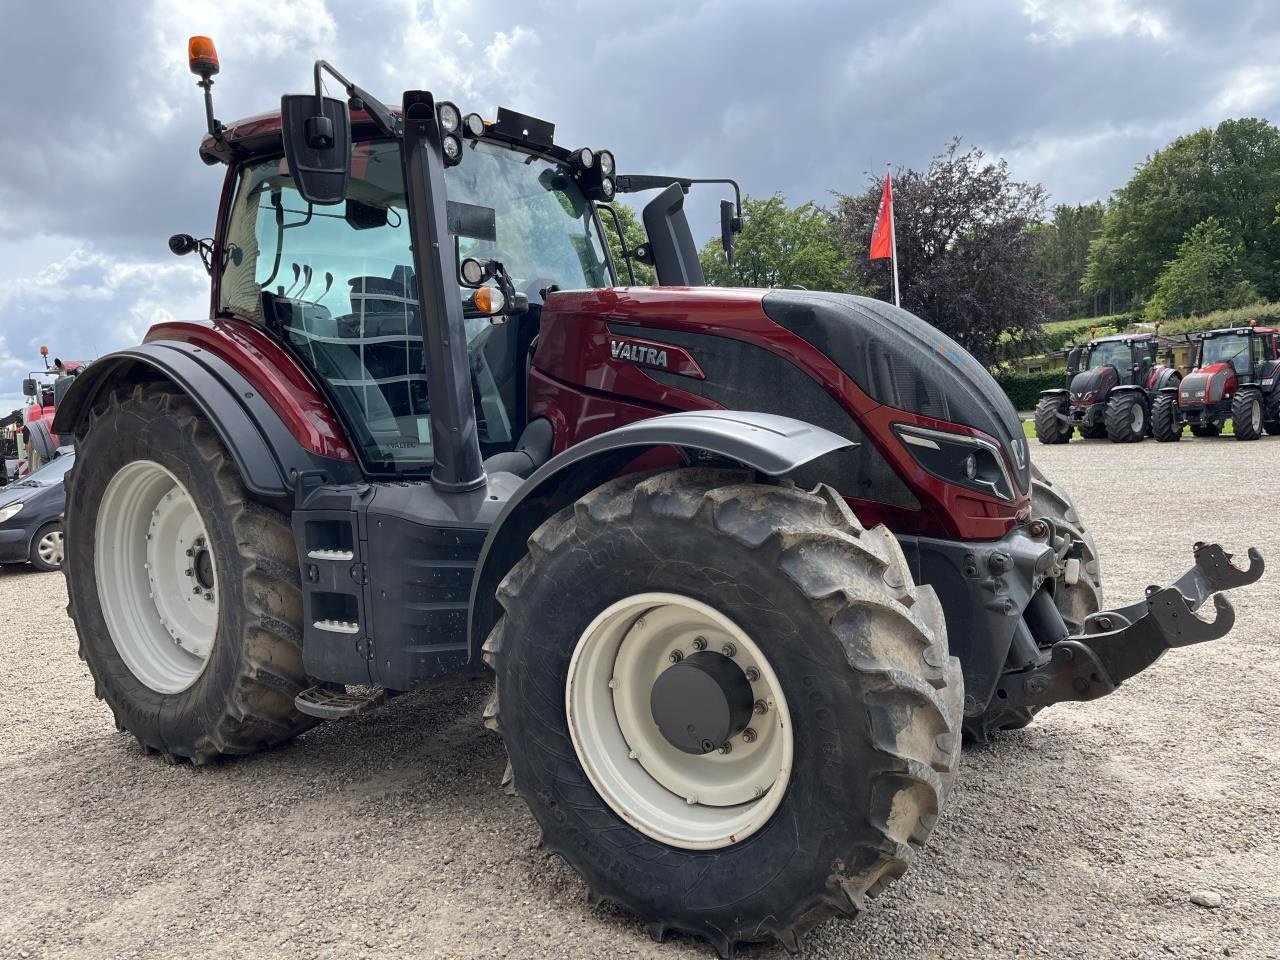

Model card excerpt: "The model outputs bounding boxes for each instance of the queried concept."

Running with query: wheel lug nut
[721,642,737,658]
[754,699,768,715]
[745,667,760,682]
[192,587,201,595]
[718,742,732,755]
[668,650,683,663]
[742,727,757,743]
[185,568,194,577]
[691,636,707,651]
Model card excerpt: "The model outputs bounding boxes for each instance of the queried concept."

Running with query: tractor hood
[1068,365,1118,406]
[760,291,1030,494]
[1180,363,1236,408]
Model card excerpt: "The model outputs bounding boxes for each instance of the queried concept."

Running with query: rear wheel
[484,469,962,955]
[65,384,315,763]
[1104,392,1146,442]
[1264,392,1280,435]
[1232,389,1263,441]
[29,521,64,572]
[1150,394,1182,442]
[1033,396,1071,444]
[968,463,1103,741]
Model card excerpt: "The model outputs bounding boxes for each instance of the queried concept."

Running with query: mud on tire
[65,384,315,763]
[483,469,962,956]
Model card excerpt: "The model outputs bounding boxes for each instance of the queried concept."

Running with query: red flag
[869,173,894,260]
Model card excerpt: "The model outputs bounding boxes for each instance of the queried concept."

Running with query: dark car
[0,448,73,571]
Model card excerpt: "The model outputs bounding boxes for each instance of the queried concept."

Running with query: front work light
[188,36,220,79]
[462,112,485,138]
[442,133,463,165]
[894,424,1016,501]
[438,101,461,134]
[598,150,615,176]
[574,147,595,169]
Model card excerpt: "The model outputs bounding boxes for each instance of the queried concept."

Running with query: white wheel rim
[96,460,218,694]
[1131,403,1144,432]
[37,529,63,566]
[1251,400,1262,431]
[565,592,793,850]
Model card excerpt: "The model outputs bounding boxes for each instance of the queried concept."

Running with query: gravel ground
[1,436,1278,960]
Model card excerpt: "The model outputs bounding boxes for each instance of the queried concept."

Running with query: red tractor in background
[1034,331,1179,444]
[50,41,1262,956]
[19,348,84,475]
[1152,324,1280,441]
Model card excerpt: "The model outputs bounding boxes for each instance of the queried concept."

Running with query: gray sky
[3,0,1278,413]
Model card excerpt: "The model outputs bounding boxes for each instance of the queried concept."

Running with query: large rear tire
[1232,389,1263,441]
[65,384,315,763]
[1150,393,1182,442]
[1263,392,1280,435]
[483,469,962,955]
[1104,392,1146,442]
[1033,396,1071,444]
[967,463,1103,741]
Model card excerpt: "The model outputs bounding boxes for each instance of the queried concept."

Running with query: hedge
[995,370,1065,411]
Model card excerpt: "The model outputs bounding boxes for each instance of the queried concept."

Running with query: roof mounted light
[188,36,220,79]
[598,150,615,176]
[462,112,485,138]
[442,132,463,166]
[437,101,461,134]
[573,147,595,169]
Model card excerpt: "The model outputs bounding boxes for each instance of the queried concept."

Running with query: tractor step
[295,684,387,720]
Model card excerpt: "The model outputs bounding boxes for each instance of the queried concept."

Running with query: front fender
[466,411,855,662]
[52,341,359,498]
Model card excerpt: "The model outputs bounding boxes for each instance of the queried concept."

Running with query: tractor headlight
[574,147,594,169]
[437,101,461,134]
[600,176,615,199]
[442,132,463,166]
[894,424,1016,501]
[0,502,23,524]
[462,112,485,138]
[598,150,615,176]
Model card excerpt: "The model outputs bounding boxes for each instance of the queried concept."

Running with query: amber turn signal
[473,285,505,315]
[188,36,220,79]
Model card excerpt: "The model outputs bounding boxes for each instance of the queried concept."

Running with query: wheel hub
[650,651,754,754]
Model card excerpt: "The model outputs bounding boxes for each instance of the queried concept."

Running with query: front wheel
[1150,394,1182,442]
[1104,392,1146,442]
[29,521,64,572]
[1264,392,1280,435]
[1033,396,1071,444]
[1232,390,1263,441]
[484,470,962,955]
[65,384,316,763]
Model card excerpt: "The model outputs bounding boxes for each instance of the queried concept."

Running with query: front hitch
[994,543,1263,710]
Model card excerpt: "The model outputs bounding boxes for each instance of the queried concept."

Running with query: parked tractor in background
[1152,324,1280,441]
[51,40,1263,956]
[20,349,84,475]
[1034,331,1179,444]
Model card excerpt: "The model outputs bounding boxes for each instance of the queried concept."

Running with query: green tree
[698,194,846,291]
[598,201,656,285]
[1144,217,1258,320]
[1032,201,1105,319]
[1083,118,1280,307]
[831,139,1050,366]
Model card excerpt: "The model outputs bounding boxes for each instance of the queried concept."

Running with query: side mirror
[720,199,741,268]
[1066,346,1082,377]
[21,378,36,398]
[280,94,351,205]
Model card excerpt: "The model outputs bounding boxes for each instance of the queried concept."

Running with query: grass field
[1019,417,1236,438]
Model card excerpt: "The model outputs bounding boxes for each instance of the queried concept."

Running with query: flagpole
[887,163,900,308]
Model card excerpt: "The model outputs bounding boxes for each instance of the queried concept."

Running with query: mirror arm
[313,60,401,139]
[595,202,636,285]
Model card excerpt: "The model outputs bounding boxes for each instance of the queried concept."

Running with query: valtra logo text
[610,339,670,369]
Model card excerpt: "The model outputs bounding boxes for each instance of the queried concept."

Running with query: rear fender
[52,341,360,498]
[466,411,854,662]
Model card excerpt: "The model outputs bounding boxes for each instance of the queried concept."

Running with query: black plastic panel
[762,291,1030,494]
[618,325,920,510]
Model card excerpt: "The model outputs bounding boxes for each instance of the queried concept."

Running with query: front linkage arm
[996,543,1264,711]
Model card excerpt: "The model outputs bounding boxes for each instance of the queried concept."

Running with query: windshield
[219,139,611,472]
[1085,340,1132,372]
[25,450,74,485]
[1201,333,1252,373]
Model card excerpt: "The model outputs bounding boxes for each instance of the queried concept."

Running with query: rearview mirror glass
[720,199,737,267]
[280,94,351,205]
[1066,346,1082,376]
[21,378,36,397]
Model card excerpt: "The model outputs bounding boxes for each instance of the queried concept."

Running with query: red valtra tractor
[1152,324,1280,441]
[1034,331,1179,444]
[54,41,1263,955]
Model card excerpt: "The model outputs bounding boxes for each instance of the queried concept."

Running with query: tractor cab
[1078,333,1158,387]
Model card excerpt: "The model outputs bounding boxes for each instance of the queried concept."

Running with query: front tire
[1150,394,1182,442]
[1232,389,1263,441]
[65,384,315,763]
[1263,392,1280,435]
[1033,396,1071,444]
[29,521,64,572]
[484,469,962,955]
[1104,392,1146,442]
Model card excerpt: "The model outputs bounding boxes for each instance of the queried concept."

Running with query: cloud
[1023,0,1171,43]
